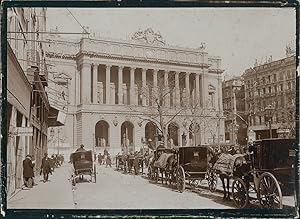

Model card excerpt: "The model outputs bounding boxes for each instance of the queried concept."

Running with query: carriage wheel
[176,166,185,193]
[207,170,218,193]
[232,177,249,208]
[94,164,97,183]
[257,172,283,209]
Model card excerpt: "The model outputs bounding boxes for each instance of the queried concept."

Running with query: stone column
[105,65,111,104]
[201,72,206,108]
[81,63,91,104]
[142,68,147,106]
[118,66,123,105]
[93,64,98,104]
[130,67,135,105]
[195,73,200,106]
[185,72,190,107]
[164,71,170,107]
[153,69,158,99]
[175,71,180,107]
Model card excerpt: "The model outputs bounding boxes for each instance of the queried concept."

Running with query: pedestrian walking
[40,153,52,182]
[98,153,102,165]
[23,155,35,188]
[50,155,55,172]
[106,153,112,168]
[133,152,140,175]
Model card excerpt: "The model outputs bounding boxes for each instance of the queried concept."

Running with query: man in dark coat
[76,144,86,152]
[23,155,35,187]
[40,153,52,182]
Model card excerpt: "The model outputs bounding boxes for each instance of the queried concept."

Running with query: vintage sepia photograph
[4,5,297,214]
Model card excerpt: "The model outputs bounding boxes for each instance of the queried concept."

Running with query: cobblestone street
[73,164,235,209]
[7,163,295,210]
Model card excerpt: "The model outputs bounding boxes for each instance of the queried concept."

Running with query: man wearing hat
[40,153,52,182]
[76,144,86,152]
[23,155,35,187]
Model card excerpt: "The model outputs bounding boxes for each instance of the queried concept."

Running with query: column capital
[118,65,124,70]
[105,64,112,69]
[129,66,136,71]
[82,62,92,68]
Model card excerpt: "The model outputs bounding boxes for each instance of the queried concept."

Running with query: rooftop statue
[131,28,166,46]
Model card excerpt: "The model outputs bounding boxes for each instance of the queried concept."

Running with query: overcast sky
[46,8,296,78]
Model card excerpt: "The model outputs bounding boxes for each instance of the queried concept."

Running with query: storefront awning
[48,105,65,127]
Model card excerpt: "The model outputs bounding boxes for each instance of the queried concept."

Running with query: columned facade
[45,28,225,157]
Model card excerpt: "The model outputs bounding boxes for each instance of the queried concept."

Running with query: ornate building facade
[243,52,296,140]
[45,28,225,156]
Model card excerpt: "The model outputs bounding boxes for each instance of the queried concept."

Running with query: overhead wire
[66,8,89,34]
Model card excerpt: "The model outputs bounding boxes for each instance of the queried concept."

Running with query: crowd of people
[22,153,65,188]
[97,149,112,168]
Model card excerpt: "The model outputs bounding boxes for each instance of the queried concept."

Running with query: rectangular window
[268,75,271,83]
[280,84,283,91]
[262,77,265,84]
[279,73,284,81]
[273,74,277,82]
[263,88,266,94]
[268,87,271,93]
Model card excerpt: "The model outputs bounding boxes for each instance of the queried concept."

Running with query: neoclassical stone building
[45,28,225,156]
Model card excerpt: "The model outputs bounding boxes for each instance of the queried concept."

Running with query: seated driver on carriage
[76,144,86,152]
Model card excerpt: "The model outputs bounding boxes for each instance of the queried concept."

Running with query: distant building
[243,54,296,140]
[222,77,247,145]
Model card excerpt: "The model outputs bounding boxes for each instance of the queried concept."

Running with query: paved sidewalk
[8,164,75,209]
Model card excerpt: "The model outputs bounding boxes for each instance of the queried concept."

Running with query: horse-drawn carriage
[148,146,217,193]
[211,138,296,209]
[175,146,218,193]
[70,150,97,185]
[116,154,126,171]
[147,147,177,182]
[116,153,144,174]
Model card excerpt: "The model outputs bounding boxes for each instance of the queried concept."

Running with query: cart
[70,150,97,185]
[175,146,217,193]
[148,147,177,181]
[213,138,296,209]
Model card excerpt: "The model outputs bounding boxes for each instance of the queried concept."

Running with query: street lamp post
[264,104,275,139]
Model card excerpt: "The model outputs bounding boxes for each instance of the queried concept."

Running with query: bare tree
[128,72,186,148]
[183,97,209,146]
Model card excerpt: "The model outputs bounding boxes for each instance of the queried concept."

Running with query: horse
[154,153,177,185]
[212,151,251,200]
